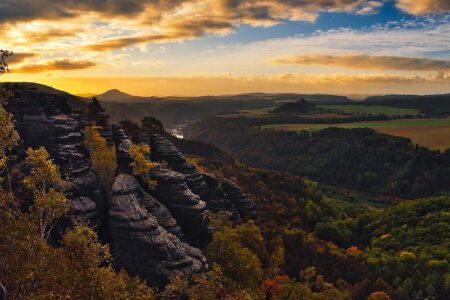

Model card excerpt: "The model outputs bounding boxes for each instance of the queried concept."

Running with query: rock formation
[3,83,257,287]
[149,169,212,248]
[202,173,242,224]
[222,179,257,220]
[149,134,257,222]
[6,85,106,227]
[150,134,208,198]
[109,175,207,286]
[111,123,133,174]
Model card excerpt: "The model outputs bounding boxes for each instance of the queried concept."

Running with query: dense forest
[363,94,450,116]
[272,99,315,114]
[185,117,450,198]
[186,156,450,300]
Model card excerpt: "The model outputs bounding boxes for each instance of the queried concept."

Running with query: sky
[0,0,449,97]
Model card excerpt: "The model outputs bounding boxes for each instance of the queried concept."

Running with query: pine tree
[87,97,109,126]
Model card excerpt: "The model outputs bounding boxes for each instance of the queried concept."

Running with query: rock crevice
[109,174,207,286]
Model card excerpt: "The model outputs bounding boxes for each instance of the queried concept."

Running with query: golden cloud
[80,34,189,52]
[273,54,450,71]
[21,28,79,44]
[81,15,236,52]
[12,59,97,73]
[1,0,386,52]
[5,53,37,64]
[1,1,448,54]
[395,0,450,15]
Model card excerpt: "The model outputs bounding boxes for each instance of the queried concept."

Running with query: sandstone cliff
[4,83,256,286]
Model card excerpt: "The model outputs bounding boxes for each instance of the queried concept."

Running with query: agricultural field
[218,108,349,119]
[262,119,450,151]
[274,100,298,103]
[317,104,421,116]
[217,106,278,117]
[298,112,349,119]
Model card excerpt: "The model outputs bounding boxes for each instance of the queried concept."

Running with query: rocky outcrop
[6,85,106,226]
[222,179,257,220]
[149,169,212,248]
[150,134,208,198]
[109,175,207,286]
[202,173,242,224]
[0,282,5,300]
[112,123,133,174]
[4,83,258,287]
[120,173,183,238]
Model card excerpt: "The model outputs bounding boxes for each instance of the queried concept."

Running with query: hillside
[96,89,163,103]
[272,99,315,114]
[1,82,88,110]
[96,91,351,127]
[362,94,450,116]
[185,117,450,198]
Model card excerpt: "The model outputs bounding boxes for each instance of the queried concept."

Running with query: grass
[261,119,450,151]
[317,104,421,117]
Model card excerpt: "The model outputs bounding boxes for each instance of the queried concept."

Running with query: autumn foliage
[85,125,117,196]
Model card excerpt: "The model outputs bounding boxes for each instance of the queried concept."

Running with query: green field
[317,104,421,116]
[262,119,450,151]
[218,106,278,117]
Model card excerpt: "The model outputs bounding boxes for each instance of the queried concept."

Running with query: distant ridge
[364,93,450,101]
[97,89,135,101]
[96,89,163,103]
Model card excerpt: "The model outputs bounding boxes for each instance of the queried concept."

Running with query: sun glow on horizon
[0,0,449,95]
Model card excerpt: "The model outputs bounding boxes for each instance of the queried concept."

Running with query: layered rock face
[150,169,212,248]
[149,133,257,223]
[109,175,207,286]
[202,173,242,224]
[150,134,208,199]
[222,179,257,220]
[6,86,106,226]
[111,123,133,174]
[4,83,257,286]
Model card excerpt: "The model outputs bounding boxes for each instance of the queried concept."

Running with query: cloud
[12,59,97,73]
[396,0,450,15]
[273,53,450,71]
[2,0,448,54]
[81,16,236,52]
[80,34,187,52]
[0,0,383,24]
[5,52,37,64]
[0,0,161,23]
[22,28,79,44]
[0,0,387,52]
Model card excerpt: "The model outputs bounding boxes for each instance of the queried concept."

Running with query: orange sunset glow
[0,0,448,96]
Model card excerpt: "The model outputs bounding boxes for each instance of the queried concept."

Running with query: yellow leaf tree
[129,144,158,191]
[85,125,117,196]
[0,50,19,195]
[23,147,68,240]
